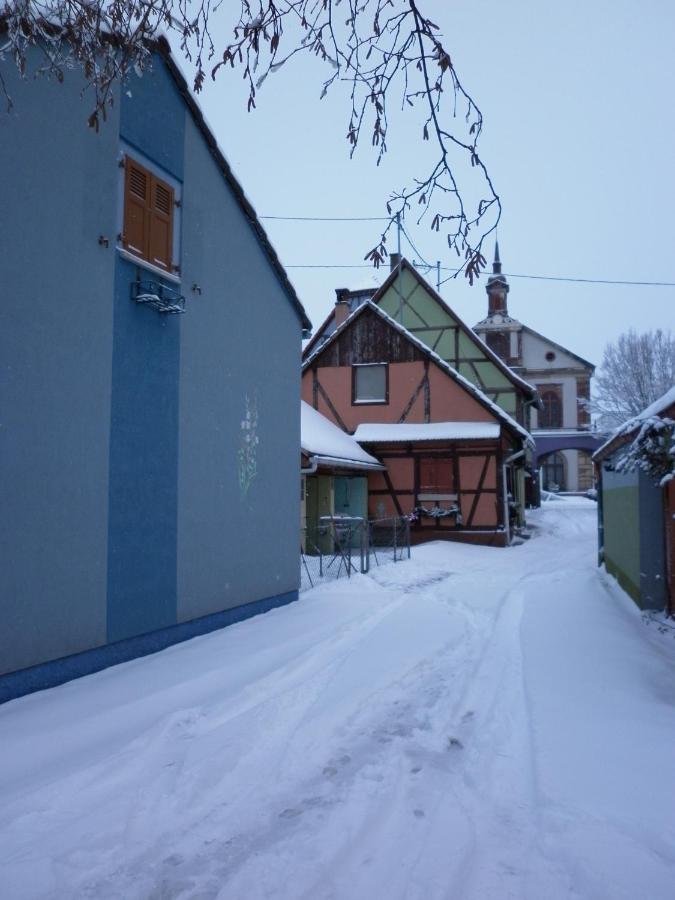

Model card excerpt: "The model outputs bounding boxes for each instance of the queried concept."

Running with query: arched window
[541,452,566,492]
[540,390,562,428]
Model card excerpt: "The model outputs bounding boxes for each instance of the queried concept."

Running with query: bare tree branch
[0,0,501,279]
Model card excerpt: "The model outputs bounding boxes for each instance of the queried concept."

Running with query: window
[541,452,566,491]
[486,331,509,360]
[540,389,562,428]
[352,364,388,404]
[419,457,455,493]
[122,156,175,272]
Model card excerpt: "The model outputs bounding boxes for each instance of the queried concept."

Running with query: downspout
[301,455,319,475]
[502,448,526,545]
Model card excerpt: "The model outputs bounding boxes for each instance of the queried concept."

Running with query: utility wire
[262,215,675,286]
[499,273,675,287]
[261,215,388,221]
[284,263,675,287]
[400,222,432,269]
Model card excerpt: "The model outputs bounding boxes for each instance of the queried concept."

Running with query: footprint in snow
[413,809,425,819]
[279,807,303,820]
[447,737,464,750]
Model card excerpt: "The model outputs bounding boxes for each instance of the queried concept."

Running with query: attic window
[353,363,388,404]
[546,351,556,362]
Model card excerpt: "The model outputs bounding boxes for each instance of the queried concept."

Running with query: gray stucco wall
[637,469,666,610]
[0,65,118,675]
[177,115,301,622]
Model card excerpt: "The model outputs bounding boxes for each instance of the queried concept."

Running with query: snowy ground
[2,498,674,900]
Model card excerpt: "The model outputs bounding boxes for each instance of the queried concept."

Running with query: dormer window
[352,363,388,404]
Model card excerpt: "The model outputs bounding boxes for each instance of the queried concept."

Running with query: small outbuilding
[593,387,675,614]
[301,401,384,550]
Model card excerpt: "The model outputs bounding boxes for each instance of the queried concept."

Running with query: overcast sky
[197,0,674,370]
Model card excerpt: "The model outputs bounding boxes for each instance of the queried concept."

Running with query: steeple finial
[493,239,502,275]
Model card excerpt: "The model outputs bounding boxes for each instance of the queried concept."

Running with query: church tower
[486,241,509,314]
[474,242,523,369]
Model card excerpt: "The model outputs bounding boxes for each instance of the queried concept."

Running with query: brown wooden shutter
[149,175,174,271]
[123,159,151,260]
[419,458,454,493]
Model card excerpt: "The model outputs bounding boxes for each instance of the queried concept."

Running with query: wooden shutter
[123,157,174,272]
[149,175,174,271]
[419,458,454,492]
[123,158,151,260]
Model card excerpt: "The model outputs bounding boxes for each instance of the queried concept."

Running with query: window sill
[352,399,388,406]
[117,247,181,285]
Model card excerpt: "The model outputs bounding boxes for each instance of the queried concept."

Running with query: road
[1,498,674,899]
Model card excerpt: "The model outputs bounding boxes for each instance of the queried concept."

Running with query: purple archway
[532,430,608,466]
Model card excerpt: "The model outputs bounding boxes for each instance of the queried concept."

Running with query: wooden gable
[315,304,427,367]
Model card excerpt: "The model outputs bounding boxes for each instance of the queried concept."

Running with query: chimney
[389,252,401,272]
[334,288,351,327]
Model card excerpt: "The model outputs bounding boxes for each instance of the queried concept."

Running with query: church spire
[493,240,502,274]
[486,238,509,316]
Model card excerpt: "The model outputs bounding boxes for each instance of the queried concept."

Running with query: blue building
[0,38,311,702]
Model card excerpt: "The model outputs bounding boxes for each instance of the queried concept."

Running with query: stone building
[473,245,598,492]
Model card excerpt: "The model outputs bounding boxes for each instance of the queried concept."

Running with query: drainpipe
[502,448,526,545]
[596,465,604,566]
[301,455,319,475]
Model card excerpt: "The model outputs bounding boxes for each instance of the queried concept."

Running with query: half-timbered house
[303,255,539,518]
[302,302,534,546]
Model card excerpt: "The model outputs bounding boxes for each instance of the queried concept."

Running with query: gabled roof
[304,258,536,398]
[156,39,311,333]
[301,401,384,471]
[373,260,537,396]
[303,299,534,448]
[520,324,595,372]
[593,386,675,461]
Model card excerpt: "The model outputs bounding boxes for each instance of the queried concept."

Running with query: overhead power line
[499,273,675,287]
[261,215,388,222]
[284,263,675,287]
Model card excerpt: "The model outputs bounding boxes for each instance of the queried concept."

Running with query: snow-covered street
[1,498,674,899]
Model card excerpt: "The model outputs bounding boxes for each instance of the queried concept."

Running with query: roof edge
[155,38,312,333]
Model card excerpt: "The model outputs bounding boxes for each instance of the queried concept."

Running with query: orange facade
[302,305,522,545]
[301,361,494,431]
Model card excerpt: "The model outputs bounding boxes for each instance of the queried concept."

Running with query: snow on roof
[301,402,383,469]
[593,385,675,460]
[303,300,534,449]
[354,422,501,443]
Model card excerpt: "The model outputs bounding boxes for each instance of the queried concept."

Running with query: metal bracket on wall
[131,279,186,314]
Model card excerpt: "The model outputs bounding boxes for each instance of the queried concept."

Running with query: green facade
[603,480,641,601]
[377,268,518,418]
